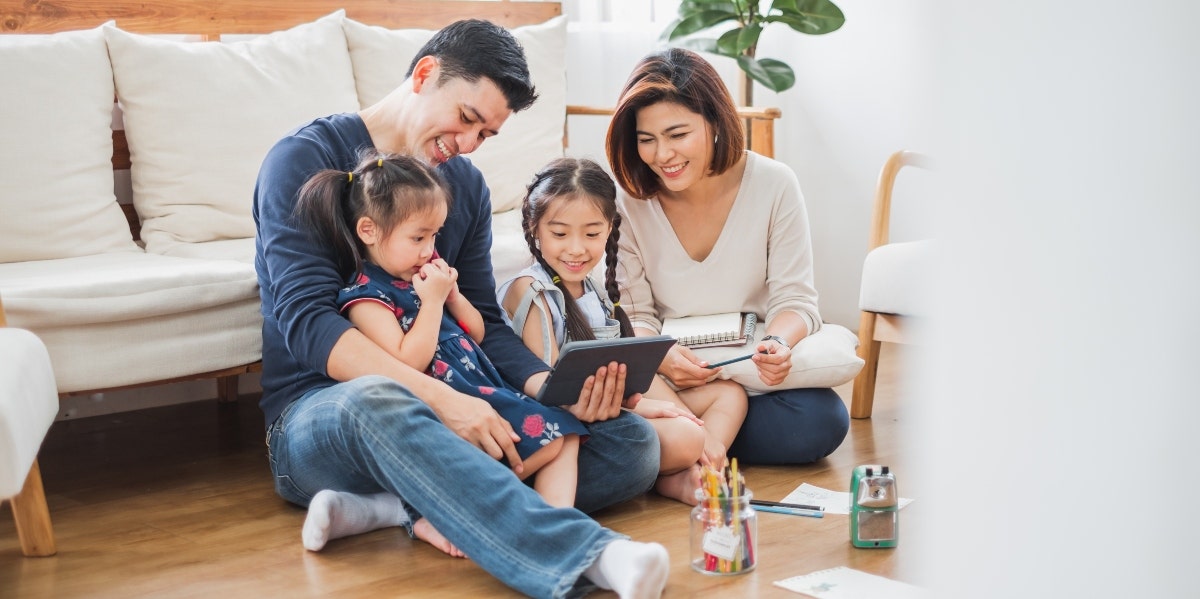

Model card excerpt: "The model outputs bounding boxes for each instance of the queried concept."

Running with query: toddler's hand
[413,262,453,304]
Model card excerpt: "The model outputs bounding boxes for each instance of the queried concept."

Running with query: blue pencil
[705,350,768,369]
[751,504,824,518]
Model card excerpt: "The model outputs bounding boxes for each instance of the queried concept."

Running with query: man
[253,19,667,599]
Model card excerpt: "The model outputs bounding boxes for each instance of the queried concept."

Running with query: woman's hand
[630,397,704,426]
[751,337,792,387]
[657,343,717,389]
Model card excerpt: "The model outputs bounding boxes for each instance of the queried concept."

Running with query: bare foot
[413,517,466,558]
[654,463,702,506]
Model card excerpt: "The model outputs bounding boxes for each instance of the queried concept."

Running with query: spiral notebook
[660,312,756,348]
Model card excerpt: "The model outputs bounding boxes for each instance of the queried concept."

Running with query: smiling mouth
[435,138,454,162]
[662,162,686,174]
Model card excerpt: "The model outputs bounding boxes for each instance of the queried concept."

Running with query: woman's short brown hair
[605,47,745,200]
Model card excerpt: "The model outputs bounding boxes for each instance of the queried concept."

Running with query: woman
[605,47,849,464]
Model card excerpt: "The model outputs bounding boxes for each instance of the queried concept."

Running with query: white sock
[302,490,410,552]
[584,539,670,599]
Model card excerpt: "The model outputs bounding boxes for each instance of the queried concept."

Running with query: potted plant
[661,0,846,107]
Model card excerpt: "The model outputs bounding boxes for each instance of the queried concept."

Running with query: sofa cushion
[0,253,261,393]
[690,322,864,393]
[103,11,360,255]
[343,16,567,213]
[0,328,59,498]
[859,239,935,316]
[0,25,140,263]
[153,238,256,263]
[490,208,535,285]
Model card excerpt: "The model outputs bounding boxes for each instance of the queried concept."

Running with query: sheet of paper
[780,483,913,515]
[774,566,925,599]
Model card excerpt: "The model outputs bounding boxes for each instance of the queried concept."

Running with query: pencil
[705,351,767,369]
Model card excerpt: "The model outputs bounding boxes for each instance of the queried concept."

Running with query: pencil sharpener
[850,464,898,548]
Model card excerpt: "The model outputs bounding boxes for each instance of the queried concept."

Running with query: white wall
[914,2,1200,597]
[563,0,936,328]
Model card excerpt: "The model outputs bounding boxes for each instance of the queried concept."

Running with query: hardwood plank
[0,0,561,35]
[0,346,917,597]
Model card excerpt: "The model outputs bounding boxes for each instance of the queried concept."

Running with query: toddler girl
[295,152,586,553]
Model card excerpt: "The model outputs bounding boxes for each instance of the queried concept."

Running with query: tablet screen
[534,335,676,406]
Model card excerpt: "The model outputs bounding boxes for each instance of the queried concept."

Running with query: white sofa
[0,9,565,400]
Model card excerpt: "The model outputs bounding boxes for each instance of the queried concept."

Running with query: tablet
[534,335,676,406]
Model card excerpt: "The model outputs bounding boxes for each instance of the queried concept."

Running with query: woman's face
[634,101,713,194]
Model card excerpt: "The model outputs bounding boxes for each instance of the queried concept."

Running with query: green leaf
[716,24,762,55]
[736,56,795,92]
[766,0,845,35]
[677,37,722,56]
[663,9,740,41]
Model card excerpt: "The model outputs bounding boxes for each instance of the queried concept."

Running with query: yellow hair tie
[551,275,561,284]
[377,158,384,167]
[612,301,620,307]
[347,172,353,183]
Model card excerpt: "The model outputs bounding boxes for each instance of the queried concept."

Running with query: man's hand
[658,344,717,389]
[428,387,524,474]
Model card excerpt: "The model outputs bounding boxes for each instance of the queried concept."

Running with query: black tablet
[534,335,676,406]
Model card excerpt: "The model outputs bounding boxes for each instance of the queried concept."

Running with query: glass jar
[690,488,757,575]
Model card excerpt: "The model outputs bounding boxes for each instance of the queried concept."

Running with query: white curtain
[558,0,682,162]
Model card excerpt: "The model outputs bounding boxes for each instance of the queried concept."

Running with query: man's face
[407,68,512,165]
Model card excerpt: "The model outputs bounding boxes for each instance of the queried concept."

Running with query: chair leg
[11,459,56,557]
[216,374,239,404]
[851,311,881,419]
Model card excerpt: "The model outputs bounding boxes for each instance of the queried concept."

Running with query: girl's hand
[630,397,704,426]
[657,343,717,389]
[751,338,792,387]
[699,436,729,471]
[442,263,464,305]
[412,261,453,304]
[566,362,626,422]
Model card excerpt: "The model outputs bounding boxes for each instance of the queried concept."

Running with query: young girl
[498,157,748,505]
[294,152,587,554]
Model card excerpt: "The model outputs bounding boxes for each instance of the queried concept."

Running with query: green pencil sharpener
[850,464,898,548]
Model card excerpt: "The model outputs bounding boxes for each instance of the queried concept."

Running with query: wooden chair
[851,151,932,419]
[0,297,58,556]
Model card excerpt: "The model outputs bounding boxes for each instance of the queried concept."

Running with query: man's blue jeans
[266,375,659,598]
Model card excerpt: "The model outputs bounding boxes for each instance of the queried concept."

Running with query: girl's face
[358,203,448,282]
[634,101,713,194]
[535,195,612,296]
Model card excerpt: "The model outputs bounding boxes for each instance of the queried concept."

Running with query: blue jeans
[728,387,850,465]
[266,375,658,599]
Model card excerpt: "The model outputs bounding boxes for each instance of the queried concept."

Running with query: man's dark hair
[406,19,538,113]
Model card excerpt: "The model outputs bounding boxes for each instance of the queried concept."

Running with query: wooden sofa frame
[1,0,779,404]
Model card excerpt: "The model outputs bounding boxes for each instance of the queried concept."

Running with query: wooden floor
[1,345,918,598]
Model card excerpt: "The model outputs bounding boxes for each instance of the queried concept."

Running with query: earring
[714,134,719,143]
